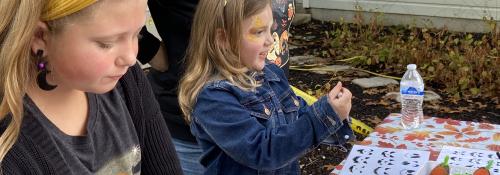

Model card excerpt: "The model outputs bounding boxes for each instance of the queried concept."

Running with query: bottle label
[401,87,424,95]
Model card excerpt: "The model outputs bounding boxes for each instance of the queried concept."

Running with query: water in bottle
[400,64,424,129]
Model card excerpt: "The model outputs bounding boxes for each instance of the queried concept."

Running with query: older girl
[0,0,182,174]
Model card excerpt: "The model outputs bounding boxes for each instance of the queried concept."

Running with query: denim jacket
[190,63,355,175]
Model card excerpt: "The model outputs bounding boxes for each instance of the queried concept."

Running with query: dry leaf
[474,102,487,108]
[323,164,336,170]
[366,115,383,125]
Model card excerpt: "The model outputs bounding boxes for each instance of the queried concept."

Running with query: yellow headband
[42,0,98,21]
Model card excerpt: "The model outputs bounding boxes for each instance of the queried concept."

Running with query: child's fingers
[340,88,352,99]
[336,92,343,99]
[329,82,343,99]
[334,88,352,103]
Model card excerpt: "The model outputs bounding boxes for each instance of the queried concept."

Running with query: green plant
[316,13,499,99]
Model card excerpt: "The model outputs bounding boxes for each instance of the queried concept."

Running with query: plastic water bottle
[400,64,424,129]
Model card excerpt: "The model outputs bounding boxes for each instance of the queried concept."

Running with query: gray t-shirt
[25,89,141,175]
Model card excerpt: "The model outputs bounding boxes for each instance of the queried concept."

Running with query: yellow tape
[290,85,373,136]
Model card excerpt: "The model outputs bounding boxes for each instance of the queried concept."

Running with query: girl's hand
[327,82,352,121]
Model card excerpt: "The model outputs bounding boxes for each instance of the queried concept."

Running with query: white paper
[436,146,499,174]
[340,145,430,175]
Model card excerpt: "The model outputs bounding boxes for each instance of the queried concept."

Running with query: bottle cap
[407,64,417,70]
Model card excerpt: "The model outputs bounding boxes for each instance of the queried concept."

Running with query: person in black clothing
[138,0,295,174]
[138,0,204,174]
[0,0,182,174]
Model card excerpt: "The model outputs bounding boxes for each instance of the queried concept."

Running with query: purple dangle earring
[35,50,57,91]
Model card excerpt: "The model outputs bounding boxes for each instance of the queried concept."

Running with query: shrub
[316,13,499,99]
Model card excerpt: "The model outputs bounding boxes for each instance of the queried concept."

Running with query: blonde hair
[179,0,272,122]
[0,0,98,164]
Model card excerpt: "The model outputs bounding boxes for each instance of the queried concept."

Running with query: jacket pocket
[279,91,300,122]
[243,94,275,121]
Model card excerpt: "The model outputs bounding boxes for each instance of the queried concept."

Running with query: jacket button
[293,98,299,106]
[264,106,271,115]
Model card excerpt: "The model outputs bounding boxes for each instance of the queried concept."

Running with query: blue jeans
[172,138,205,175]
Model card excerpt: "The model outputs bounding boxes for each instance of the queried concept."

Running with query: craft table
[330,113,500,175]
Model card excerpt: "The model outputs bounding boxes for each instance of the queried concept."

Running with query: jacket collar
[254,64,280,82]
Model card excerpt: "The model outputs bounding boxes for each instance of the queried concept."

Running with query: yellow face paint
[246,34,258,42]
[245,17,265,42]
[254,16,265,28]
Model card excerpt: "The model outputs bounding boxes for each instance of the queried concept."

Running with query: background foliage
[309,13,499,99]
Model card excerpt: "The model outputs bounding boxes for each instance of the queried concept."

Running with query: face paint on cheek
[246,34,259,42]
[245,17,265,43]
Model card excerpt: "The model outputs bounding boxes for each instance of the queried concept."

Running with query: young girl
[139,0,295,174]
[178,0,354,174]
[0,0,182,174]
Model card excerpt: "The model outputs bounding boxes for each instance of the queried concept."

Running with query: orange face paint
[245,17,265,42]
[246,34,258,42]
[254,16,264,28]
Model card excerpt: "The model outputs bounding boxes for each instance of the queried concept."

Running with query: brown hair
[178,0,272,122]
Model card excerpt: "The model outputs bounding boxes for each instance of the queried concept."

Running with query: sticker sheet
[341,145,430,175]
[436,146,499,174]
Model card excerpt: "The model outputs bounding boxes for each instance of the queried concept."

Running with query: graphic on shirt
[96,145,142,175]
[287,4,294,21]
[267,32,281,65]
[267,0,294,67]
